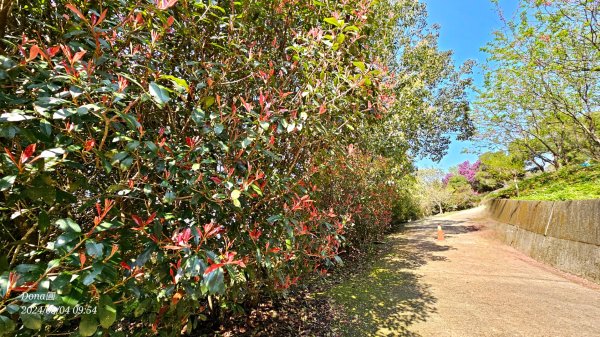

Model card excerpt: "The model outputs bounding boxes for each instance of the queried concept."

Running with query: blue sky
[416,0,520,171]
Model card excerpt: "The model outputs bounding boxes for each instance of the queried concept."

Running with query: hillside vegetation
[486,164,600,201]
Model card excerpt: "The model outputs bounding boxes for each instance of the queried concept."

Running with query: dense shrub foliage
[0,0,472,335]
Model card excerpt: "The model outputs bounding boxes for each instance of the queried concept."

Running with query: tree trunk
[437,202,443,215]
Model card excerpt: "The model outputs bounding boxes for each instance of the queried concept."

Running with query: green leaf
[96,221,119,232]
[85,241,104,259]
[21,313,42,330]
[0,315,16,336]
[241,137,253,148]
[39,148,65,158]
[204,268,225,294]
[160,75,189,92]
[344,25,360,32]
[133,299,150,318]
[163,190,176,204]
[0,255,7,274]
[78,315,98,337]
[83,264,104,285]
[149,82,171,106]
[250,184,263,196]
[203,96,215,108]
[38,211,50,232]
[53,232,79,250]
[267,214,282,224]
[324,17,343,27]
[98,295,117,328]
[230,189,241,200]
[214,123,224,135]
[191,107,205,125]
[0,175,16,191]
[55,218,81,233]
[0,111,35,122]
[352,61,366,72]
[52,108,74,120]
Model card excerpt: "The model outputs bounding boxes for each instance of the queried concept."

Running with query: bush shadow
[329,216,480,336]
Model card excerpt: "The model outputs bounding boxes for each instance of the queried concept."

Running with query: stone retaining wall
[485,199,600,283]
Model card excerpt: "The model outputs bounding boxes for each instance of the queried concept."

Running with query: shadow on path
[329,217,473,336]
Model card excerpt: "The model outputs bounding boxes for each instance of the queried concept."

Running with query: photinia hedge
[0,0,472,335]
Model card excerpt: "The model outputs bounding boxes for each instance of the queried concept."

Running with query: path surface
[330,207,600,337]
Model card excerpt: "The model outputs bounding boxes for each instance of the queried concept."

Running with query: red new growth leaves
[27,45,40,61]
[155,0,178,10]
[204,251,246,275]
[166,16,175,27]
[4,144,36,172]
[249,228,262,241]
[120,261,132,270]
[94,199,115,226]
[132,212,157,231]
[84,138,96,151]
[79,250,86,268]
[201,221,222,241]
[66,4,87,21]
[72,50,87,64]
[20,144,36,163]
[172,227,192,247]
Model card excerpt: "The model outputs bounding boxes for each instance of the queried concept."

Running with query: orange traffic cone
[437,225,445,241]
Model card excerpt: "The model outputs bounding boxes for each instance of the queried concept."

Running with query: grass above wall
[485,163,600,201]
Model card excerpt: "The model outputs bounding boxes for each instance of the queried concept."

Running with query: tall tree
[478,151,525,196]
[477,0,600,163]
[416,168,452,215]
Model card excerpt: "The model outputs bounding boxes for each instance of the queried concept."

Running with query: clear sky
[416,0,520,171]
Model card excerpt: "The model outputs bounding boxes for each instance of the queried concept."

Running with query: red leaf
[60,44,73,63]
[96,9,108,26]
[65,4,87,21]
[240,97,253,113]
[4,147,18,166]
[131,215,145,228]
[79,251,86,267]
[47,46,60,57]
[204,263,224,275]
[249,228,262,241]
[171,290,183,305]
[135,13,144,25]
[166,16,175,27]
[156,0,178,10]
[84,138,95,151]
[109,244,119,258]
[72,50,86,64]
[120,261,131,270]
[147,212,157,224]
[319,103,326,114]
[20,144,36,163]
[28,45,40,61]
[203,221,222,239]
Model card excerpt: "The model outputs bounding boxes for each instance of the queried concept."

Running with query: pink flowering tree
[457,160,480,183]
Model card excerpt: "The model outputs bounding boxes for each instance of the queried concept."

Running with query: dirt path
[329,207,600,337]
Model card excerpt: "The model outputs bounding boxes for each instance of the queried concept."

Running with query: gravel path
[402,207,600,337]
[330,209,600,337]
